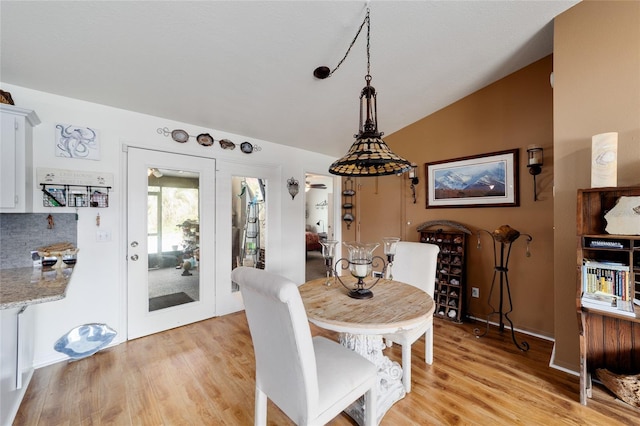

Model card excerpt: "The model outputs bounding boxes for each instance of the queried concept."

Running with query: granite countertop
[0,266,74,309]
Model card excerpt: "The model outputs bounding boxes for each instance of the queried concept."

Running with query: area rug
[148,292,194,312]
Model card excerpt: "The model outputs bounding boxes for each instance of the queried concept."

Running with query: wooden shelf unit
[576,186,640,405]
[419,222,469,323]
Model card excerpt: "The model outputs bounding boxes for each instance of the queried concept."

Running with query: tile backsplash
[0,213,77,268]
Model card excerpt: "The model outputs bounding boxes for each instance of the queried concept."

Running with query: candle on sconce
[527,145,543,165]
[526,145,544,201]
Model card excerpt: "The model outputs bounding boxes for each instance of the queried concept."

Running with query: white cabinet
[0,104,40,212]
[0,306,35,426]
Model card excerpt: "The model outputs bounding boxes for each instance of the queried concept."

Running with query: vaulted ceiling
[1,1,579,157]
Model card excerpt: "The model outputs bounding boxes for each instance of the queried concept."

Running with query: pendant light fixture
[315,8,413,177]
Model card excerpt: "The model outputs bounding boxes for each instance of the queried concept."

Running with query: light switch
[96,230,111,242]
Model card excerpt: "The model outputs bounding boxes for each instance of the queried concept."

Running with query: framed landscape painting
[425,149,519,208]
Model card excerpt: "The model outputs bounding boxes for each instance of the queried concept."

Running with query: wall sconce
[286,177,299,200]
[408,163,419,204]
[526,145,543,201]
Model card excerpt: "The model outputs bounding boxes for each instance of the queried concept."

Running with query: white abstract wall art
[55,123,100,160]
[591,132,617,188]
[604,196,640,235]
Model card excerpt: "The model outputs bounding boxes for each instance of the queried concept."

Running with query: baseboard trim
[466,315,553,341]
[548,343,579,376]
[466,315,579,376]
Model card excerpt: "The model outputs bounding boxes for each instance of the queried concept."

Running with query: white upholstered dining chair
[230,266,378,426]
[383,241,440,393]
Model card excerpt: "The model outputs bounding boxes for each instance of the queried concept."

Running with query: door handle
[130,254,139,261]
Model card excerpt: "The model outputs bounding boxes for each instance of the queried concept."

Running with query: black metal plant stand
[474,227,532,352]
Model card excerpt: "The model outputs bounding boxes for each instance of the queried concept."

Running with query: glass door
[127,147,215,339]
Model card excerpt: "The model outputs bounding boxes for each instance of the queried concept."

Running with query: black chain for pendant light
[318,7,414,176]
[314,8,371,80]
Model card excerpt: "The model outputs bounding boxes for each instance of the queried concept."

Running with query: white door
[127,147,215,339]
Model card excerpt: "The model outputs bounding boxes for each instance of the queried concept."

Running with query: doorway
[304,173,334,281]
[127,147,215,339]
[231,176,266,270]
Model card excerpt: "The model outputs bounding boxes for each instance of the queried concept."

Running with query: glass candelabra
[320,240,338,286]
[334,241,387,299]
[382,237,400,280]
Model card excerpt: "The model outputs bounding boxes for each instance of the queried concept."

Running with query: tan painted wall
[344,56,556,337]
[553,1,640,371]
[341,1,640,372]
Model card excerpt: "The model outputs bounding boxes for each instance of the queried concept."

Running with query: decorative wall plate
[196,133,214,146]
[219,139,236,150]
[240,142,254,153]
[54,323,117,360]
[171,129,189,143]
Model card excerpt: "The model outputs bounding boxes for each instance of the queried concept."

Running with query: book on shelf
[583,258,629,269]
[581,291,636,317]
[582,259,631,301]
[582,291,618,306]
[587,239,625,249]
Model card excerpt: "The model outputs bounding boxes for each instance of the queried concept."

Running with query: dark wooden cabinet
[576,186,640,405]
[418,221,470,323]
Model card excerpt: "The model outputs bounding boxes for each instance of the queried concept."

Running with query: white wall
[2,83,341,367]
[305,187,329,232]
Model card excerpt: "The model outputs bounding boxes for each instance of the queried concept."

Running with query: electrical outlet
[471,287,480,298]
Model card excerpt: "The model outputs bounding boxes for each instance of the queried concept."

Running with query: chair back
[231,266,317,422]
[392,242,440,297]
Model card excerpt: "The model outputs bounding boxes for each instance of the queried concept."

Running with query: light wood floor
[15,313,640,425]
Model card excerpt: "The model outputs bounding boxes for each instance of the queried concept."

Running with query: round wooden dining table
[299,276,435,426]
